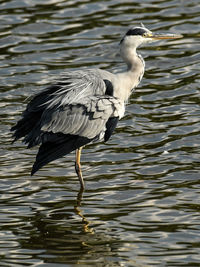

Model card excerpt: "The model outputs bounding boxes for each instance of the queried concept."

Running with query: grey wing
[30,95,124,175]
[46,69,109,108]
[11,69,107,143]
[21,68,120,147]
[12,68,124,175]
[41,95,125,141]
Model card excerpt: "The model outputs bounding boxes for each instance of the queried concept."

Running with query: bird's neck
[114,48,145,101]
[121,46,144,71]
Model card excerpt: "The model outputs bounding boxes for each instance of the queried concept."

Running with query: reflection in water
[1,0,200,266]
[74,188,94,234]
[14,200,122,265]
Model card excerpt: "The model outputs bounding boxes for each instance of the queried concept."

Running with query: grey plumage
[21,69,124,145]
[12,69,124,175]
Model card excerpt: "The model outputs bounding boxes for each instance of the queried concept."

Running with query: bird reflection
[74,187,94,234]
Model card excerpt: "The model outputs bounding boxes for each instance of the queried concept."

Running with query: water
[1,0,200,266]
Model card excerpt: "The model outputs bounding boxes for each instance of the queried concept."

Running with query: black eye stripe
[126,28,147,36]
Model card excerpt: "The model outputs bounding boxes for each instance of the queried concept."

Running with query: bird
[11,24,182,190]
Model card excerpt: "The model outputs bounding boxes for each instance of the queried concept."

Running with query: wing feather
[40,95,124,140]
[17,69,124,147]
[46,69,108,108]
[11,68,125,174]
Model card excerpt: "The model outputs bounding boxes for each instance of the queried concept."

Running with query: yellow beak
[146,33,183,40]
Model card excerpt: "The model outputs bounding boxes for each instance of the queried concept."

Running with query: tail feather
[11,85,62,143]
[31,134,91,175]
[11,111,42,142]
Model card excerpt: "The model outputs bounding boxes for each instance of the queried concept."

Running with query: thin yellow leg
[75,147,85,190]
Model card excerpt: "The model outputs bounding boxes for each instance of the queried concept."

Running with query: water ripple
[1,0,200,266]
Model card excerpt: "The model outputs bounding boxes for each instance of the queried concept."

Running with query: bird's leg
[75,147,85,191]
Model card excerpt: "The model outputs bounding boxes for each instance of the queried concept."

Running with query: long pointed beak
[147,33,183,40]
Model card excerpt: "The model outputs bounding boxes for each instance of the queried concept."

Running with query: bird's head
[120,23,183,50]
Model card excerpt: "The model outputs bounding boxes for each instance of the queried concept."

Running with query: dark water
[1,0,200,266]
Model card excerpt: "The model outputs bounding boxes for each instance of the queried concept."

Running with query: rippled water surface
[1,0,200,266]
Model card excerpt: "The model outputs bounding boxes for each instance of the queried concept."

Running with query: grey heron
[11,25,182,190]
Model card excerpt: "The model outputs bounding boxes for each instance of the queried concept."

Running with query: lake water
[1,0,200,266]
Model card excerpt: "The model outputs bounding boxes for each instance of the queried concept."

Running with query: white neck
[120,46,137,70]
[113,46,145,101]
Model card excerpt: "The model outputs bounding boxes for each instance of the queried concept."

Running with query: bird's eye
[143,32,148,37]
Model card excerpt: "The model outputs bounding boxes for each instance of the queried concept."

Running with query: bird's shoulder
[54,68,114,92]
[45,68,117,108]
